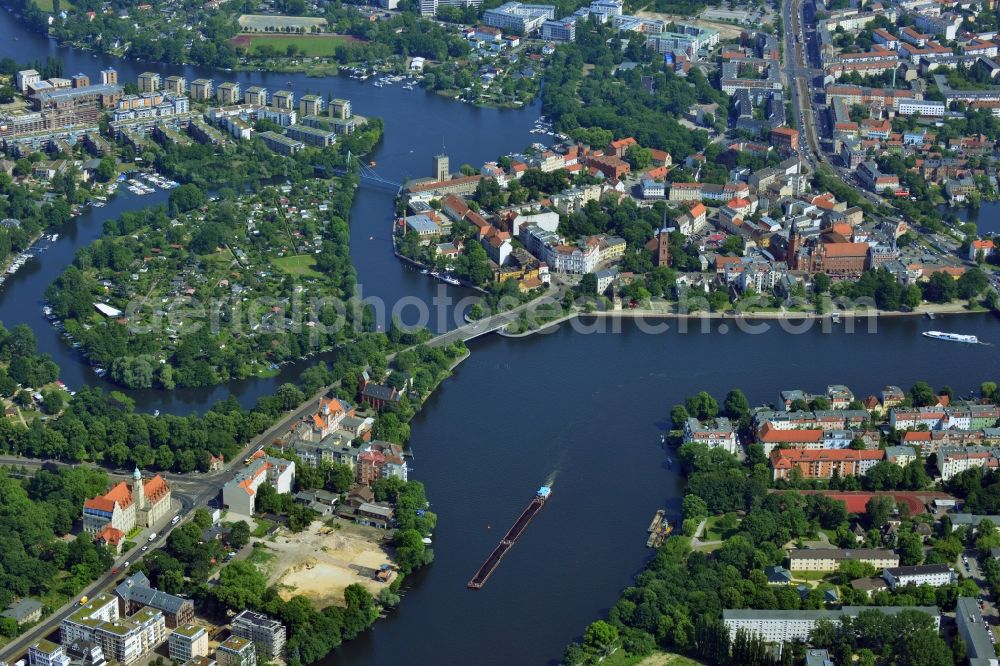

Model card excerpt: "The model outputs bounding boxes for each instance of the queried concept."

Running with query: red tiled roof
[758,423,823,443]
[85,481,134,512]
[96,525,124,545]
[771,448,884,464]
[143,475,170,503]
[822,242,869,257]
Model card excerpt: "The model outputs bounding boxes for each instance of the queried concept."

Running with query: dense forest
[0,466,114,637]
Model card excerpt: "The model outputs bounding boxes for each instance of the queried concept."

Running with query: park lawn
[273,253,323,278]
[704,513,741,541]
[34,0,73,12]
[251,518,275,538]
[791,570,830,582]
[240,34,352,57]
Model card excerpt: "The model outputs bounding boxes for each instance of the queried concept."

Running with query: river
[3,14,1000,666]
[0,11,541,412]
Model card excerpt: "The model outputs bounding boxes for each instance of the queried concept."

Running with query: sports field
[230,33,359,57]
[237,14,327,31]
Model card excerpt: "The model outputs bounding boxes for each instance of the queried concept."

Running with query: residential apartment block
[483,2,555,33]
[788,548,899,572]
[723,606,939,643]
[115,572,194,628]
[169,624,209,662]
[956,596,998,666]
[683,417,738,454]
[937,446,1000,481]
[28,641,70,666]
[60,595,166,665]
[222,456,295,515]
[883,564,954,589]
[216,636,256,666]
[770,448,885,481]
[231,611,286,659]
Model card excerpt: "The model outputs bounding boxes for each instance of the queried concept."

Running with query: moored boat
[922,330,979,344]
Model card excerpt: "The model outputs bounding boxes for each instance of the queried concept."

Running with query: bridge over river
[423,286,568,348]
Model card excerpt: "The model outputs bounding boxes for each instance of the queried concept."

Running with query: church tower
[657,227,671,267]
[134,467,146,510]
[787,220,801,271]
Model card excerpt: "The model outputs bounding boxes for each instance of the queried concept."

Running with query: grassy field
[231,34,357,57]
[704,513,741,541]
[273,253,323,278]
[34,0,73,12]
[791,570,829,581]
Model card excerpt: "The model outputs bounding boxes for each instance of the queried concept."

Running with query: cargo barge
[646,513,673,548]
[467,486,552,589]
[647,509,665,533]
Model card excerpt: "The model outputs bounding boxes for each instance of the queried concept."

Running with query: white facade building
[483,2,556,33]
[883,564,954,590]
[222,456,295,515]
[683,417,738,454]
[723,607,941,644]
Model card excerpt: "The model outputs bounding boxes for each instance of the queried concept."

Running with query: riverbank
[391,248,489,295]
[495,298,995,339]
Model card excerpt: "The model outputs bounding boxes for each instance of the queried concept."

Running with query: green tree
[670,404,690,429]
[214,560,267,609]
[909,381,937,407]
[169,183,207,215]
[921,271,957,303]
[685,391,719,420]
[682,494,708,521]
[866,495,895,529]
[95,156,117,182]
[41,388,65,414]
[229,521,251,549]
[723,389,750,421]
[583,620,618,656]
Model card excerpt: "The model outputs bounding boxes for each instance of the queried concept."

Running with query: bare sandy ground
[635,11,746,40]
[259,520,396,608]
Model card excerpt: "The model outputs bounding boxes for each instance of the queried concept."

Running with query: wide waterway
[0,9,541,412]
[3,15,1000,665]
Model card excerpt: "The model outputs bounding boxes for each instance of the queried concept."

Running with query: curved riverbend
[0,9,542,412]
[3,14,1000,666]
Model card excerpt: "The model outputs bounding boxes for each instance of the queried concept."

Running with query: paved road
[781,0,823,171]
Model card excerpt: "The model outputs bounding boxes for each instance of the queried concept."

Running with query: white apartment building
[28,642,70,666]
[956,597,999,666]
[17,69,40,93]
[883,564,954,590]
[683,417,738,455]
[897,100,945,116]
[60,595,166,665]
[788,548,899,572]
[723,606,940,644]
[231,611,286,659]
[483,2,555,33]
[937,446,1000,481]
[222,456,295,515]
[169,624,209,662]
